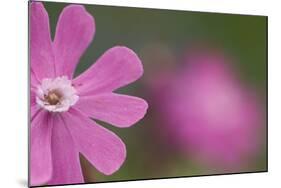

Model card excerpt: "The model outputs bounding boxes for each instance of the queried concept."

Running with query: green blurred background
[43,1,267,183]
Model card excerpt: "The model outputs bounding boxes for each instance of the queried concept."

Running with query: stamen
[36,76,79,112]
[44,90,62,105]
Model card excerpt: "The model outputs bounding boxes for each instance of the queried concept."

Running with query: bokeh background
[43,1,267,183]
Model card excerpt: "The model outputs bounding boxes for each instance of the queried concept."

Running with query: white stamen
[36,76,79,112]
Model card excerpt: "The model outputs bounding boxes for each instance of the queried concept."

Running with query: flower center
[44,89,62,105]
[36,76,79,112]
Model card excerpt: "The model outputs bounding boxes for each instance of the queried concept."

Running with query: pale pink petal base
[48,114,84,185]
[75,93,148,127]
[30,111,53,186]
[62,109,126,175]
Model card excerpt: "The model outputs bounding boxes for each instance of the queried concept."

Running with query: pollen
[36,76,79,112]
[45,90,62,105]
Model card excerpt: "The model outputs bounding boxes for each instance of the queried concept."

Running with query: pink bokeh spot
[151,49,264,170]
[30,2,148,186]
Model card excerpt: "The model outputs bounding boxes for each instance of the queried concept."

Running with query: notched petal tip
[30,1,44,7]
[101,137,127,175]
[30,0,56,80]
[118,97,149,128]
[111,45,144,78]
[30,2,48,21]
[60,4,96,33]
[140,98,149,116]
[74,45,144,95]
[75,93,149,128]
[53,4,96,78]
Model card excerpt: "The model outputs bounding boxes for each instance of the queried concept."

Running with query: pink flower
[30,2,148,186]
[150,48,264,169]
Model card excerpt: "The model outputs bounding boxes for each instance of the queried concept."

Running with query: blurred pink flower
[150,48,263,169]
[30,2,148,186]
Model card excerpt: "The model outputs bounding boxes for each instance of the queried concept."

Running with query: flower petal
[30,111,53,186]
[31,69,39,87]
[75,93,148,127]
[62,108,126,175]
[48,114,84,185]
[30,89,40,121]
[73,46,143,96]
[30,2,55,81]
[53,5,95,78]
[31,105,40,122]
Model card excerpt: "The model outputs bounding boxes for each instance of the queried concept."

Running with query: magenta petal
[31,69,39,87]
[30,111,53,186]
[48,114,84,185]
[30,2,55,81]
[62,109,126,175]
[53,5,95,78]
[75,93,148,127]
[73,46,143,95]
[31,105,40,122]
[30,90,39,120]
